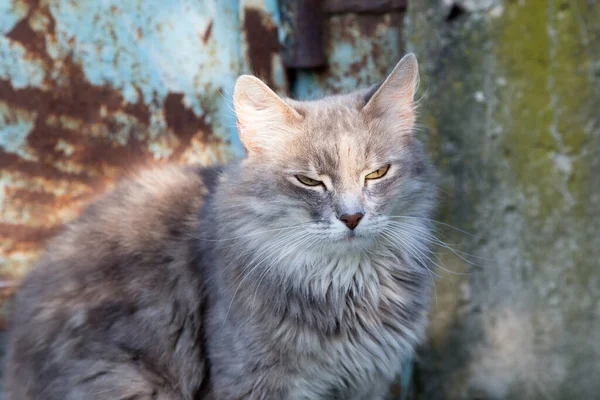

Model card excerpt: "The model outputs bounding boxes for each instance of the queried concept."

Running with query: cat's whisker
[243,234,305,290]
[388,215,476,238]
[220,234,293,294]
[239,229,306,271]
[217,88,236,114]
[386,220,474,252]
[380,230,445,280]
[383,225,470,276]
[386,221,488,268]
[249,233,319,317]
[223,227,315,321]
[379,232,439,308]
[248,234,318,313]
[226,230,301,291]
[219,230,304,327]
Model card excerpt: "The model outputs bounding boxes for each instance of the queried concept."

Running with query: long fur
[5,54,437,399]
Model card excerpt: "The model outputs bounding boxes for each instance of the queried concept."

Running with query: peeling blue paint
[0,1,28,34]
[0,105,35,160]
[0,38,47,88]
[293,13,404,100]
[48,0,244,154]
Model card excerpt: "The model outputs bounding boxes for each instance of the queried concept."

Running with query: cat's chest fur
[211,247,427,399]
[289,252,421,398]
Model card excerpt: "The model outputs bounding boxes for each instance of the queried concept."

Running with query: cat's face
[268,107,431,249]
[232,54,435,253]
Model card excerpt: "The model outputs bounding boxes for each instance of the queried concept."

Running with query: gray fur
[5,54,437,399]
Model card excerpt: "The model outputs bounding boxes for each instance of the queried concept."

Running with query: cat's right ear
[233,75,302,155]
[362,53,420,136]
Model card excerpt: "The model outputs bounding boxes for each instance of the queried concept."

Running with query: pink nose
[339,213,364,230]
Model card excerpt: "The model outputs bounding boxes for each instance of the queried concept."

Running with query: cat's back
[5,164,218,400]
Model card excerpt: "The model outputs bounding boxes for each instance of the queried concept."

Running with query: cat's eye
[295,175,323,187]
[365,165,390,180]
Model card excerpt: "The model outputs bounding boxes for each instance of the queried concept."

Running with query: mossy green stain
[496,0,594,221]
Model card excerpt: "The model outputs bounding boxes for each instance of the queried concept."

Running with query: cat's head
[228,54,436,254]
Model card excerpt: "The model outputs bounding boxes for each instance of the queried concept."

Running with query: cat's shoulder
[12,164,221,316]
[27,166,220,282]
[48,164,222,263]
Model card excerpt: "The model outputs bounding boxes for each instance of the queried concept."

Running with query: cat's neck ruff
[265,241,406,304]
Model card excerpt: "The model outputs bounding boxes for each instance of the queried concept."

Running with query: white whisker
[379,232,438,308]
[249,233,319,316]
[219,230,304,328]
[386,220,488,268]
[388,215,475,237]
[380,230,445,280]
[383,224,471,276]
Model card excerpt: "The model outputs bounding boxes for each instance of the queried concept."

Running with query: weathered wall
[405,0,600,398]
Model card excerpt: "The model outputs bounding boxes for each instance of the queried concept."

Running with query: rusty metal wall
[0,0,407,316]
[0,0,287,326]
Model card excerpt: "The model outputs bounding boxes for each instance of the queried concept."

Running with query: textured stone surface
[405,0,600,398]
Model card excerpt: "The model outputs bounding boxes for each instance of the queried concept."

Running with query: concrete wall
[405,1,600,398]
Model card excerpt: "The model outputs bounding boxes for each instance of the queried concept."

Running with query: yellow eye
[365,165,390,180]
[295,175,323,187]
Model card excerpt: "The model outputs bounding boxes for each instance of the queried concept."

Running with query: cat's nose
[339,213,364,230]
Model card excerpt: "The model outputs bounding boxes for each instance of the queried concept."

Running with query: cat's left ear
[233,75,302,155]
[362,53,420,135]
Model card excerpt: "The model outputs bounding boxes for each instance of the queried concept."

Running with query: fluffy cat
[5,54,437,399]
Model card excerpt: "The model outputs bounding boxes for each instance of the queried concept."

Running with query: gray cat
[5,54,437,399]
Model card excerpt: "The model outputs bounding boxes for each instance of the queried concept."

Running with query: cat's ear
[362,53,419,135]
[233,75,301,154]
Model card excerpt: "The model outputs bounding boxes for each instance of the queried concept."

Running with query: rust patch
[201,20,213,44]
[0,223,62,244]
[0,148,91,182]
[55,59,131,122]
[6,18,45,54]
[0,57,150,124]
[7,187,56,205]
[26,115,154,173]
[163,93,213,158]
[0,61,153,179]
[163,93,206,137]
[356,14,380,39]
[123,87,151,125]
[243,7,280,87]
[6,0,57,66]
[348,54,369,77]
